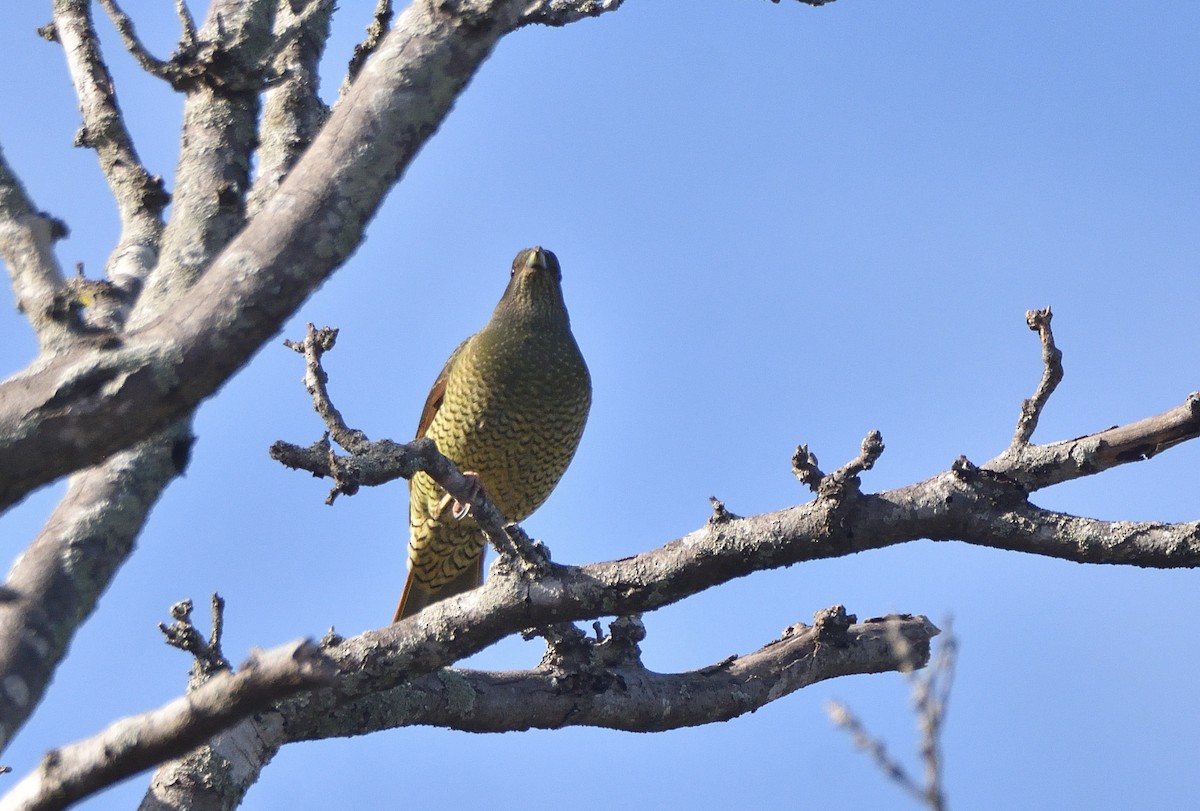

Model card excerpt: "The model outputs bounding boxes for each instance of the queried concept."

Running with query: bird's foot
[434,471,486,520]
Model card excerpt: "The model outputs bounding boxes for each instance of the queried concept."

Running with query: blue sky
[1,1,1198,808]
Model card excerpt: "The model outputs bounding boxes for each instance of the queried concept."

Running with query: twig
[284,324,370,453]
[827,622,957,811]
[1011,306,1063,447]
[791,443,825,492]
[96,0,173,75]
[827,700,926,803]
[824,430,885,492]
[157,596,232,686]
[914,621,956,811]
[792,432,884,498]
[174,0,197,48]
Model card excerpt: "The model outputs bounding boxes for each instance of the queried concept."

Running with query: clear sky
[1,1,1198,808]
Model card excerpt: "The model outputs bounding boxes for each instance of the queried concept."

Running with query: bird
[393,247,591,621]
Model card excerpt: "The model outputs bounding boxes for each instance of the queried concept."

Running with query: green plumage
[393,247,591,621]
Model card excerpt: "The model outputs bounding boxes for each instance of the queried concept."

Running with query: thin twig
[175,0,197,48]
[1011,306,1063,446]
[284,324,369,453]
[96,0,173,75]
[827,623,957,811]
[818,429,885,500]
[827,700,928,804]
[791,443,825,492]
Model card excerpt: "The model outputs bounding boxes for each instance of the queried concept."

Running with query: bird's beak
[525,247,547,272]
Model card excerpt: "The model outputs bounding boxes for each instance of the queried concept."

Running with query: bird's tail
[393,554,486,622]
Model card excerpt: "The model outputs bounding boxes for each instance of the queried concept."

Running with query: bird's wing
[415,337,470,439]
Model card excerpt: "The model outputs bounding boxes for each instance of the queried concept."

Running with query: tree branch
[288,610,937,738]
[246,0,334,217]
[151,301,1200,803]
[138,609,936,807]
[127,0,275,325]
[0,423,192,753]
[986,392,1200,492]
[264,447,1194,725]
[0,149,69,347]
[282,324,369,454]
[0,640,335,811]
[95,0,174,77]
[50,0,167,292]
[272,319,1200,573]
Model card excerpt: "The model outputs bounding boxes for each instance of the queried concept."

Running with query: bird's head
[493,246,570,326]
[512,246,562,283]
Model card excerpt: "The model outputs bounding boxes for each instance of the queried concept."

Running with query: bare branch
[792,431,883,497]
[0,640,335,811]
[249,477,1190,727]
[828,700,925,804]
[0,149,70,346]
[987,392,1200,492]
[0,424,191,752]
[96,0,174,76]
[792,443,825,492]
[287,611,939,739]
[139,611,937,805]
[128,0,275,324]
[247,0,334,216]
[1011,306,1063,446]
[283,325,369,453]
[915,623,955,811]
[174,0,198,49]
[158,595,233,687]
[819,429,885,500]
[274,318,1200,576]
[51,0,167,291]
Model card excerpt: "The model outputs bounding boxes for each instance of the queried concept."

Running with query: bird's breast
[425,328,590,522]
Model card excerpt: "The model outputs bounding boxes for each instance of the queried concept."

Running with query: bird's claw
[436,471,486,521]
